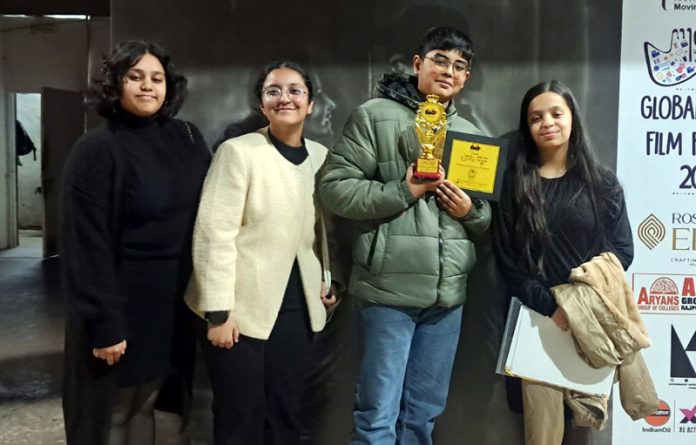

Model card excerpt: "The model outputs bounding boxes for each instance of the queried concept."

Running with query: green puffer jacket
[319,73,491,308]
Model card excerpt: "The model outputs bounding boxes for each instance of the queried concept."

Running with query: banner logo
[637,276,680,312]
[645,400,671,427]
[661,1,696,11]
[680,405,696,423]
[634,274,696,313]
[638,214,667,249]
[671,325,696,379]
[644,29,696,86]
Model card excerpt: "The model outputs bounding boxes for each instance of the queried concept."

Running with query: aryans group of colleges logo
[633,274,696,313]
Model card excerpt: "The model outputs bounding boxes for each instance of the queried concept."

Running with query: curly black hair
[90,40,187,119]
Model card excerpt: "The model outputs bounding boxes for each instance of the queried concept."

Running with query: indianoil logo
[642,400,673,433]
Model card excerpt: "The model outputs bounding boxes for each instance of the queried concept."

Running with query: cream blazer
[185,128,328,339]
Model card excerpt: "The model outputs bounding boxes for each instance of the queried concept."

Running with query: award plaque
[441,131,509,201]
[413,94,447,180]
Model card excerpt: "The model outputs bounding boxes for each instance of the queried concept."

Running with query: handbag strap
[319,210,331,286]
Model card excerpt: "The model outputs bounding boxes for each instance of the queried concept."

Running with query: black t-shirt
[494,169,634,316]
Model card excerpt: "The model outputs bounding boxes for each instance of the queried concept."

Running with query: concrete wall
[0,17,110,242]
[113,0,622,167]
[86,19,110,129]
[0,32,18,249]
[3,17,88,93]
[0,16,110,93]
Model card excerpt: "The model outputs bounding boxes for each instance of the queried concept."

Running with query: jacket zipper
[435,208,443,305]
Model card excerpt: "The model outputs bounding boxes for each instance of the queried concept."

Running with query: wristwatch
[204,311,229,325]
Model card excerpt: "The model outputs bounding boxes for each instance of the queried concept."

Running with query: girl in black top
[61,40,210,445]
[494,80,633,445]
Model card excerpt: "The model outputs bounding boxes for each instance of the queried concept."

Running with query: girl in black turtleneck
[60,40,210,445]
[494,80,633,445]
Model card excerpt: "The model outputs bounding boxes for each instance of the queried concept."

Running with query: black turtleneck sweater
[61,110,210,386]
[267,130,310,313]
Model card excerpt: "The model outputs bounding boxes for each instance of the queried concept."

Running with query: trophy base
[413,158,441,180]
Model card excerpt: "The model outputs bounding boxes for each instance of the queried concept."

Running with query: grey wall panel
[112,1,622,443]
[112,0,621,167]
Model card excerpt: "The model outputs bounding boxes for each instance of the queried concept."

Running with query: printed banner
[615,1,696,443]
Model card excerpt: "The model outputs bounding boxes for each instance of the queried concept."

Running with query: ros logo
[638,214,666,250]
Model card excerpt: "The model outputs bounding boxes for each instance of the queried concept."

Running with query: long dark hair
[91,40,187,119]
[511,80,617,277]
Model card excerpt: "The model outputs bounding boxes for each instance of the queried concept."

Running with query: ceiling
[0,0,109,17]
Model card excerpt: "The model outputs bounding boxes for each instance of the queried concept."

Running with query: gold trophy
[413,94,448,179]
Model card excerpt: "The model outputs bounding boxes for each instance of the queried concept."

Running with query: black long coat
[60,114,210,444]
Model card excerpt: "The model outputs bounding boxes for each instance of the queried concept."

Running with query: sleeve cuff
[399,180,418,205]
[540,299,559,317]
[462,198,485,221]
[89,314,128,349]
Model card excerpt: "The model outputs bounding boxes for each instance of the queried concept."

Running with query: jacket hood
[376,72,458,117]
[376,72,422,111]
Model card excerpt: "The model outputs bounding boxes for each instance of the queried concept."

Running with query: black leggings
[107,379,163,445]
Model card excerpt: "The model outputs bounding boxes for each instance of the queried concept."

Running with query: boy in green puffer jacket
[319,26,491,445]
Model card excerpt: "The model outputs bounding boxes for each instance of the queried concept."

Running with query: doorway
[15,93,42,251]
[15,93,43,232]
[0,13,109,254]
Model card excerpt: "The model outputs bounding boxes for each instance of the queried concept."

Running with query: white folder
[496,297,615,397]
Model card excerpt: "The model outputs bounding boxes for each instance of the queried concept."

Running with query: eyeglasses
[424,55,469,75]
[262,86,308,102]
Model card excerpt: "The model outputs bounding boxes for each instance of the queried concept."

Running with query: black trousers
[199,310,314,445]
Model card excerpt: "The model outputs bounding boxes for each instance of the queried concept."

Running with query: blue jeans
[351,303,463,445]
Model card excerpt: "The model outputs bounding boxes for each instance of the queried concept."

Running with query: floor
[0,233,358,445]
[0,233,214,445]
[0,232,611,445]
